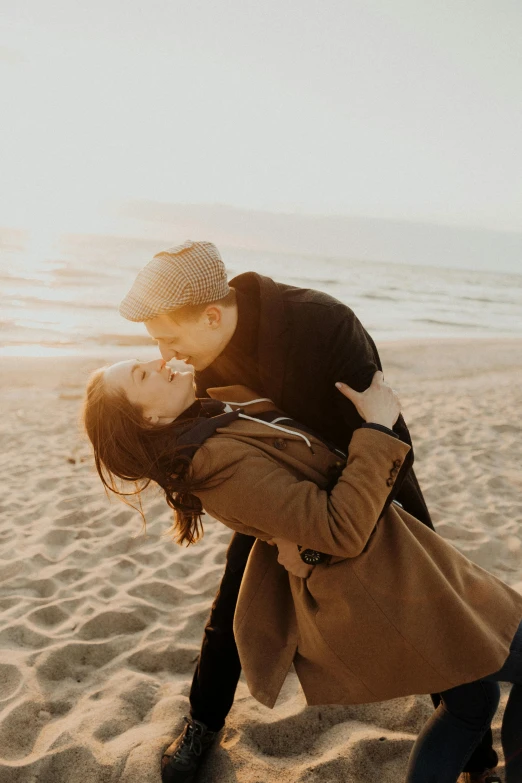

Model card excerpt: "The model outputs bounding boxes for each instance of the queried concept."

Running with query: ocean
[1,232,521,356]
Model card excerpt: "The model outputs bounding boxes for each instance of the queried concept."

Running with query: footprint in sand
[127,581,187,606]
[0,561,24,583]
[53,509,90,526]
[30,553,54,568]
[0,597,19,612]
[97,585,118,600]
[492,423,520,434]
[0,698,53,759]
[53,567,84,586]
[27,578,59,599]
[93,716,134,742]
[43,528,78,548]
[295,735,412,783]
[108,557,141,585]
[27,604,70,628]
[132,550,169,569]
[119,676,159,716]
[127,642,199,675]
[0,663,23,701]
[77,608,155,640]
[6,743,111,783]
[153,560,192,580]
[185,566,224,596]
[180,607,215,638]
[37,640,122,684]
[110,509,135,527]
[36,477,61,492]
[488,475,508,492]
[0,623,52,649]
[93,680,158,741]
[245,697,430,759]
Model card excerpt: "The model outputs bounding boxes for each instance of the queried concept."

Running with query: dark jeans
[189,532,498,775]
[189,533,253,732]
[406,616,522,782]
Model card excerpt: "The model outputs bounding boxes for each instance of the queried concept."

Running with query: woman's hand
[335,370,401,430]
[267,537,314,579]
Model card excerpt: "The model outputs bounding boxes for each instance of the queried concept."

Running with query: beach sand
[0,338,521,782]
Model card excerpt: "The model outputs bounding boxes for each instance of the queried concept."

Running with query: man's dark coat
[196,272,432,533]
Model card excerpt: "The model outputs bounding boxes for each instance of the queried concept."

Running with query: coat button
[386,477,394,487]
[274,438,287,450]
[393,459,402,468]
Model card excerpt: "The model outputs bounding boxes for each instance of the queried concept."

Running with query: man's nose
[157,344,175,362]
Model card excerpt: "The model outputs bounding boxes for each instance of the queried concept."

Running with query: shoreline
[1,336,521,392]
[1,333,522,358]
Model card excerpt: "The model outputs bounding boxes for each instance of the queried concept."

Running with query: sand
[0,338,521,783]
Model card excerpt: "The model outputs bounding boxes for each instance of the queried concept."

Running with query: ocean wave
[279,276,340,286]
[0,337,79,347]
[88,334,156,346]
[7,295,115,311]
[415,318,503,330]
[460,295,520,305]
[360,293,400,301]
[50,266,118,281]
[0,273,47,285]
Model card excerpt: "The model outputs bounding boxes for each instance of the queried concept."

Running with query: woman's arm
[193,425,410,559]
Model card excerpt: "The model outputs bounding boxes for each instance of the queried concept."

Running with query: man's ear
[204,306,221,328]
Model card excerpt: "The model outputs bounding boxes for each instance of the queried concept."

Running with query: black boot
[161,717,218,783]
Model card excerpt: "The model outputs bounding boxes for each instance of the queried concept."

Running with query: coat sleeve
[322,303,426,523]
[323,303,410,443]
[192,428,411,558]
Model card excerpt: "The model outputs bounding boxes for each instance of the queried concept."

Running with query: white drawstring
[222,398,273,407]
[237,413,313,451]
[220,398,314,451]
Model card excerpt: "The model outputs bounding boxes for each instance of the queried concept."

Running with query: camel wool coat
[191,386,522,708]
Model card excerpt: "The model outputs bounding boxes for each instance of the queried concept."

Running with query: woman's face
[104,358,196,424]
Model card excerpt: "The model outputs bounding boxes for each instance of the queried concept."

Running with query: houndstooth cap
[119,240,231,322]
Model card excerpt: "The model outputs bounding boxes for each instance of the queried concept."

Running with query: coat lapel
[230,272,289,406]
[256,274,288,405]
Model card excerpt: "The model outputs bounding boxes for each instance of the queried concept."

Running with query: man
[120,240,500,783]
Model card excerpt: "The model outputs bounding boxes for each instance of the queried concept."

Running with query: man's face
[144,309,225,371]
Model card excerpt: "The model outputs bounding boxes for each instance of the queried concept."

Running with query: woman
[84,357,522,782]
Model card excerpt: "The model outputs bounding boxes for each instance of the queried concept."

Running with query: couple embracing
[83,241,522,783]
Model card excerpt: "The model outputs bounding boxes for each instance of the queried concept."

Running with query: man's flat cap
[119,240,231,322]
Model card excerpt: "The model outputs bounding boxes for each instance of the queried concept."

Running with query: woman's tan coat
[191,386,522,708]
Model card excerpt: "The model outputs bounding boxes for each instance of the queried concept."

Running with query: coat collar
[206,384,314,445]
[230,272,288,405]
[207,384,279,416]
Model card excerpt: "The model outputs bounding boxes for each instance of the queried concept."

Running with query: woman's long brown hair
[83,368,208,545]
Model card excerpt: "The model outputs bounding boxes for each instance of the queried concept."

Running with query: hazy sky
[2,0,522,239]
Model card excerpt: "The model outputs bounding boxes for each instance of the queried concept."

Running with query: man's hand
[267,537,314,578]
[335,370,401,430]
